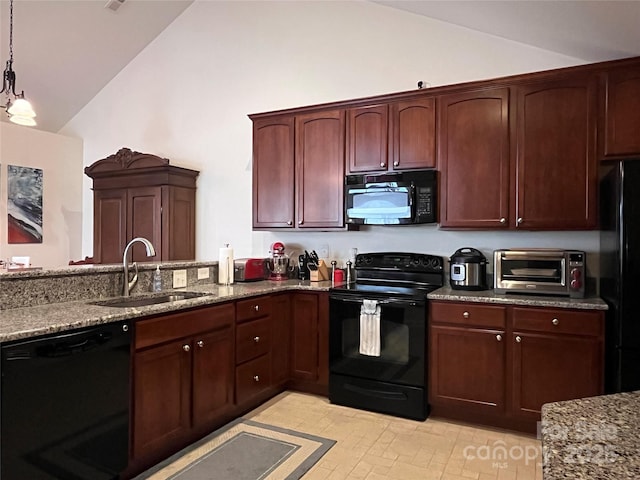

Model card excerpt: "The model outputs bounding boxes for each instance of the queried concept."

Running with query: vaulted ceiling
[2,0,639,133]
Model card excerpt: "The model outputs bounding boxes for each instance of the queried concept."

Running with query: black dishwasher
[1,321,131,480]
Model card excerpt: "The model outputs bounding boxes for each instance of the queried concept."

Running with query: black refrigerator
[600,160,640,393]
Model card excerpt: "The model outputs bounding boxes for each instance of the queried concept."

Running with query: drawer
[236,317,271,364]
[136,303,235,350]
[430,301,506,329]
[236,296,272,323]
[512,307,604,336]
[236,353,271,404]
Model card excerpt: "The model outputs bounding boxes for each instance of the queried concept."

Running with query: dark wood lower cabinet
[430,325,506,414]
[289,292,329,395]
[429,301,604,432]
[130,304,235,474]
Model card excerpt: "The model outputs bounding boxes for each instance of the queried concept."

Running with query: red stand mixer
[266,242,292,281]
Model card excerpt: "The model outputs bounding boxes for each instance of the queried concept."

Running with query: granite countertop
[0,279,333,343]
[428,286,608,310]
[541,391,640,479]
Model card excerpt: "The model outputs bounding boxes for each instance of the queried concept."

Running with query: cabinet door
[290,293,319,380]
[93,189,127,264]
[317,292,330,389]
[390,97,436,170]
[128,186,162,261]
[295,110,345,228]
[515,75,598,229]
[163,186,196,261]
[512,332,603,419]
[192,327,234,427]
[347,104,389,173]
[430,325,506,414]
[271,294,291,386]
[133,339,191,459]
[439,89,511,228]
[603,66,640,157]
[252,116,295,228]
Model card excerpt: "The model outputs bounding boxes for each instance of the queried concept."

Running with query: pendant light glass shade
[9,111,36,126]
[7,97,36,118]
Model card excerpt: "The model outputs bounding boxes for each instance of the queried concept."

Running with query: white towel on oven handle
[359,299,381,357]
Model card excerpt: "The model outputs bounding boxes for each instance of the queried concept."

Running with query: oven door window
[500,258,565,284]
[329,297,425,387]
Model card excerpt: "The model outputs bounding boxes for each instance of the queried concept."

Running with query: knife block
[309,260,330,282]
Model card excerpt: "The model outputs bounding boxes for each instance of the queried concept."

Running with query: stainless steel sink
[90,291,213,308]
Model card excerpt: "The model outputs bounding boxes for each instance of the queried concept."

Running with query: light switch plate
[173,270,187,288]
[197,267,209,280]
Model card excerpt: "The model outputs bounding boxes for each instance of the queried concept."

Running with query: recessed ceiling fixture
[1,0,36,126]
[104,0,126,13]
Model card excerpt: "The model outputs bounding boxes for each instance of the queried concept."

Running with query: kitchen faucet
[122,237,156,296]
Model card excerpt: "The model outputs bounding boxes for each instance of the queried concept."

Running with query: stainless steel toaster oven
[494,249,586,298]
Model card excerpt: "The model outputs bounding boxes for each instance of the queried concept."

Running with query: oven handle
[329,295,424,307]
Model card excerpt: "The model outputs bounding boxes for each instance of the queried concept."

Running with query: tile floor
[245,391,543,480]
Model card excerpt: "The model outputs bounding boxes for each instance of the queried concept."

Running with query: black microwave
[345,170,437,225]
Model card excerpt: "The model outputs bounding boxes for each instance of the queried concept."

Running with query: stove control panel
[355,252,443,272]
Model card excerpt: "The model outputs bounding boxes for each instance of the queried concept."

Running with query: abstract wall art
[7,165,43,244]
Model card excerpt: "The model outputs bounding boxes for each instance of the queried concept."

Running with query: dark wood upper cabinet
[346,97,435,174]
[252,116,295,228]
[390,97,436,171]
[347,104,389,173]
[85,148,198,263]
[295,109,345,229]
[602,65,640,158]
[438,88,510,228]
[514,75,598,229]
[252,110,345,230]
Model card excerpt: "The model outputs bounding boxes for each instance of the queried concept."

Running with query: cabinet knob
[463,311,470,319]
[552,318,559,326]
[183,344,191,352]
[253,375,260,382]
[517,217,523,225]
[253,336,260,343]
[287,220,292,226]
[254,305,259,312]
[496,334,502,342]
[380,162,386,168]
[515,336,522,343]
[197,340,204,348]
[122,324,129,332]
[298,220,303,225]
[393,161,399,167]
[499,218,506,224]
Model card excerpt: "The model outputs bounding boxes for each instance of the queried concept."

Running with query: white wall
[0,122,83,268]
[60,0,599,276]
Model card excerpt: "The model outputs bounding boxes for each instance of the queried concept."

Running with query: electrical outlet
[173,270,187,288]
[319,244,329,259]
[197,267,210,280]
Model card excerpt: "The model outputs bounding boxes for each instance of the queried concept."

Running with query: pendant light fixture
[1,0,36,126]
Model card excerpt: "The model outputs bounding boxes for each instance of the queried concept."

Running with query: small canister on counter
[333,268,345,284]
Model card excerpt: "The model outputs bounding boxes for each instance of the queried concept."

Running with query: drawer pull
[253,375,260,382]
[552,318,559,326]
[254,305,260,312]
[463,311,470,319]
[253,336,260,343]
[197,340,204,348]
[183,344,190,352]
[496,334,502,342]
[515,336,522,343]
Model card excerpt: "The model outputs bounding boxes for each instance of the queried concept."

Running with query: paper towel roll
[218,246,234,285]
